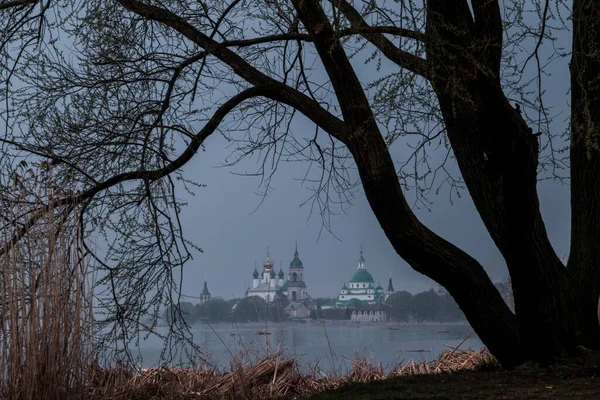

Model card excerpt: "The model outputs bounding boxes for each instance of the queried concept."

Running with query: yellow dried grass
[0,165,95,400]
[89,339,494,400]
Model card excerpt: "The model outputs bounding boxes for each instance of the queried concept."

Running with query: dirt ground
[309,348,600,400]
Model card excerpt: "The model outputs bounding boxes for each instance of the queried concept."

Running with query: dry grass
[89,339,494,400]
[0,165,95,400]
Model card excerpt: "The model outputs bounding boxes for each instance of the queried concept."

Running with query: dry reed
[0,165,95,400]
[90,338,494,400]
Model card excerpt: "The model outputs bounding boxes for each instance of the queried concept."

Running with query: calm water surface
[136,322,483,371]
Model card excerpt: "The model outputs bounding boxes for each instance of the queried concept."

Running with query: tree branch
[0,0,36,11]
[328,0,430,79]
[220,25,426,48]
[470,0,503,74]
[1,84,346,256]
[116,0,345,139]
[290,0,376,134]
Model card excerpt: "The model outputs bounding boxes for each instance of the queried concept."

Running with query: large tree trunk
[437,89,578,362]
[438,88,579,361]
[294,0,599,365]
[290,0,524,368]
[348,130,524,367]
[568,0,600,349]
[425,0,581,362]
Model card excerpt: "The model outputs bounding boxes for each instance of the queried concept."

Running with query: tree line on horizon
[163,296,289,325]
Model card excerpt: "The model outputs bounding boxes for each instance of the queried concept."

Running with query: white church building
[336,248,395,307]
[245,246,308,303]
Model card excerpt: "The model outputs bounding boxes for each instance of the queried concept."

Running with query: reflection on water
[135,322,482,371]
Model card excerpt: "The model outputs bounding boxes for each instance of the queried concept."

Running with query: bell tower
[287,242,307,302]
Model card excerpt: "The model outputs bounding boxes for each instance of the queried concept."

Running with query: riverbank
[310,368,600,399]
[89,342,494,399]
[311,347,600,399]
[154,319,471,328]
[87,346,600,400]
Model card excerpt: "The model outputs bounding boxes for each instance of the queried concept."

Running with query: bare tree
[1,0,599,367]
[0,1,208,365]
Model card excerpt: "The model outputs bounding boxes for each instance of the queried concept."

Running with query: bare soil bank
[310,348,600,400]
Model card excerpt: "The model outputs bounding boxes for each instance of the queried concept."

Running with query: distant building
[284,302,311,318]
[350,303,387,322]
[386,275,395,299]
[200,280,211,304]
[318,299,337,310]
[245,250,281,302]
[246,246,309,303]
[336,248,394,307]
[286,246,308,302]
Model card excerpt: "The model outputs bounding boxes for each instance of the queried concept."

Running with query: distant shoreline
[156,319,469,328]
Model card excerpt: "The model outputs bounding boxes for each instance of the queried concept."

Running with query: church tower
[200,280,211,304]
[287,244,307,302]
[262,249,274,282]
[385,274,395,301]
[278,262,285,286]
[252,261,259,288]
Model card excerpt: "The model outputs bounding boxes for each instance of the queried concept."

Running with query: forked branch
[328,0,430,79]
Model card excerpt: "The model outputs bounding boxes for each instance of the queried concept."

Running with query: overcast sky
[1,2,573,302]
[175,130,570,301]
[172,10,573,301]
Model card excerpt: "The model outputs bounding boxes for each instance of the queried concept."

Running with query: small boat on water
[257,331,271,335]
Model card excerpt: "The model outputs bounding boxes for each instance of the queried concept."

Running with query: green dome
[349,269,374,283]
[341,283,348,290]
[376,285,383,291]
[290,249,304,268]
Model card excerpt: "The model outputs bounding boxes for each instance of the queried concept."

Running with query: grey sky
[176,131,571,301]
[0,1,573,302]
[173,9,573,301]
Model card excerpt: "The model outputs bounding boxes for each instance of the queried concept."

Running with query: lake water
[135,321,483,372]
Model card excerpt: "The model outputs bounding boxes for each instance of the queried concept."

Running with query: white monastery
[245,246,308,303]
[336,248,395,308]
